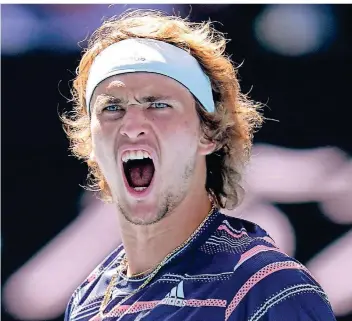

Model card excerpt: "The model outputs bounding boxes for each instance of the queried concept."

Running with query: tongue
[129,163,154,187]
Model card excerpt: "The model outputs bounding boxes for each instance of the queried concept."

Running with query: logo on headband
[119,51,147,63]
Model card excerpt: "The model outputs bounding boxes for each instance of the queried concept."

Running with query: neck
[117,191,213,277]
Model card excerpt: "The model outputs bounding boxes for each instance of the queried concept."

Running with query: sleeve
[251,283,337,321]
[227,258,337,321]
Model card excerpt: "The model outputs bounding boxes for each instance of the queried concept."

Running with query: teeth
[122,150,151,163]
[134,187,147,192]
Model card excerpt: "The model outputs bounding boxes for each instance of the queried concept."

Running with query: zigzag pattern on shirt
[200,219,276,255]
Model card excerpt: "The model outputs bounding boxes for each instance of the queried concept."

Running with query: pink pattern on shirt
[225,261,307,321]
[217,225,249,239]
[235,244,285,269]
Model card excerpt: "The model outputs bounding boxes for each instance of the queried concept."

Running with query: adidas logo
[161,281,186,307]
[121,56,146,62]
[119,51,146,63]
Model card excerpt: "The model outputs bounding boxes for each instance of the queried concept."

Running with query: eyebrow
[93,94,175,109]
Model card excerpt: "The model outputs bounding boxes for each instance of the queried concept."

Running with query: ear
[198,135,216,156]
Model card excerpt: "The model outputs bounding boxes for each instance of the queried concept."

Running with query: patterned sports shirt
[65,210,336,321]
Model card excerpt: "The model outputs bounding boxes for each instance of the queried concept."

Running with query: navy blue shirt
[65,210,336,321]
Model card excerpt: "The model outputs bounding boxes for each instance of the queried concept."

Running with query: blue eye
[103,105,121,112]
[150,102,170,109]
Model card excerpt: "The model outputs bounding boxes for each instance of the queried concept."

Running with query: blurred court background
[1,4,352,321]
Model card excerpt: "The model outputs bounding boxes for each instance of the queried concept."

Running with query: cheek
[162,113,197,133]
[179,118,199,145]
[162,118,200,153]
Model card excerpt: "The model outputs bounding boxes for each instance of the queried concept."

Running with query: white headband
[85,38,215,114]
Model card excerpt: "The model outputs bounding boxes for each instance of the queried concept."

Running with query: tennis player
[63,9,336,321]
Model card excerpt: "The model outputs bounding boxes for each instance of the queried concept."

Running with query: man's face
[90,73,212,225]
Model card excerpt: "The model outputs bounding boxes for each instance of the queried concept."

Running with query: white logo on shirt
[161,281,186,307]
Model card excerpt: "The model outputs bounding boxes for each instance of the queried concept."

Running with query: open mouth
[122,151,155,193]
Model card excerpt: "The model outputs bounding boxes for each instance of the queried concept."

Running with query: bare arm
[3,196,121,320]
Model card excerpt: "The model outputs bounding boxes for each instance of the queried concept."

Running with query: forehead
[93,72,193,98]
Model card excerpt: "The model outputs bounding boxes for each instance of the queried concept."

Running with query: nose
[119,106,148,139]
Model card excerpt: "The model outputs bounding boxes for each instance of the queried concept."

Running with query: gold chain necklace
[99,202,216,318]
[120,257,155,278]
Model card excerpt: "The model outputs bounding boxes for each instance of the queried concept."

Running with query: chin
[124,208,163,225]
[120,201,165,226]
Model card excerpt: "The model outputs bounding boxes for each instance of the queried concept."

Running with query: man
[63,9,336,321]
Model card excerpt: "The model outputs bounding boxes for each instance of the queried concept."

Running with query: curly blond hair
[61,9,263,210]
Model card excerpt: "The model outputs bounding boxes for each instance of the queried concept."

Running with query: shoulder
[64,244,124,320]
[202,212,280,263]
[213,214,336,321]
